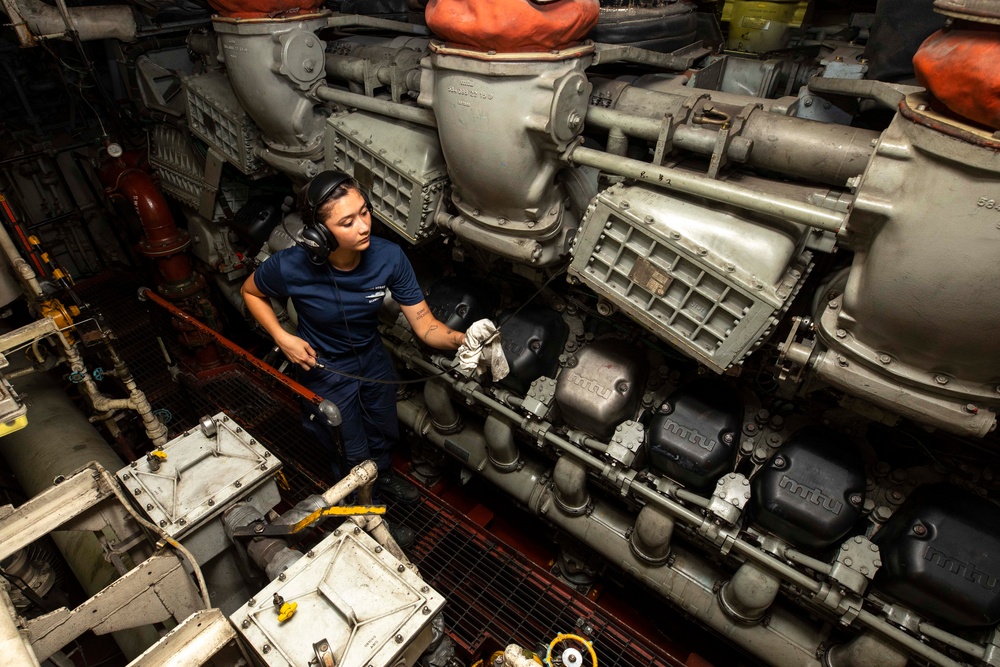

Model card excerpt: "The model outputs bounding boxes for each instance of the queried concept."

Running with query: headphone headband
[306,170,354,227]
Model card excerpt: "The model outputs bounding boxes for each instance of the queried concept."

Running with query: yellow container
[722,0,810,52]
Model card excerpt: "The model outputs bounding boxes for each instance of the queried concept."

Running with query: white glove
[456,318,510,380]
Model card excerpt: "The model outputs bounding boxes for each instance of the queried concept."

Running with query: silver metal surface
[325,110,448,244]
[115,412,281,560]
[708,472,751,525]
[183,70,268,176]
[554,339,646,438]
[569,183,811,371]
[232,527,445,667]
[125,609,247,667]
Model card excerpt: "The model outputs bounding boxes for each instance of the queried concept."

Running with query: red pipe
[142,287,325,407]
[101,152,222,369]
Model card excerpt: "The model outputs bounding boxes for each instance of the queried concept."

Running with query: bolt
[934,374,949,385]
[398,565,405,573]
[850,493,863,505]
[803,97,813,107]
[743,423,757,435]
[146,503,153,510]
[278,572,286,581]
[835,329,847,339]
[306,550,315,558]
[241,619,250,629]
[423,606,431,615]
[878,354,891,364]
[659,402,673,414]
[395,634,404,644]
[235,481,242,488]
[375,546,383,553]
[722,432,734,444]
[178,519,186,526]
[964,403,979,414]
[421,586,429,593]
[773,456,787,469]
[844,558,853,567]
[159,520,166,527]
[768,434,781,446]
[134,488,142,496]
[254,523,265,534]
[913,523,927,536]
[353,526,361,535]
[208,499,215,506]
[837,356,849,367]
[248,598,256,607]
[262,644,271,654]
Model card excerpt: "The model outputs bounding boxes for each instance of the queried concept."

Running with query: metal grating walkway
[75,272,686,667]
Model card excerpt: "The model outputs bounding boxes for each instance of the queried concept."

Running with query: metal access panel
[232,527,445,667]
[325,111,448,244]
[184,70,268,176]
[569,183,811,372]
[116,413,281,563]
[149,124,203,209]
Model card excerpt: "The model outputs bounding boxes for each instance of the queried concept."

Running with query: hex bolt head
[850,493,863,506]
[395,634,404,643]
[306,550,315,558]
[397,565,405,573]
[248,598,256,607]
[159,520,167,527]
[934,375,949,385]
[134,488,142,496]
[262,644,271,654]
[278,572,286,581]
[254,523,265,534]
[353,526,361,535]
[772,456,787,470]
[722,432,734,444]
[146,503,153,510]
[374,546,383,553]
[241,619,250,629]
[878,354,891,364]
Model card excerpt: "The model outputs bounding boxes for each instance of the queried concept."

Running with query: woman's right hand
[276,333,317,370]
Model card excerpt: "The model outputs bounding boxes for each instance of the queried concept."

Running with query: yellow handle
[149,450,167,460]
[278,601,297,623]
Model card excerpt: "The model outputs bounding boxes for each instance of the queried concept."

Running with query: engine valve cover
[554,339,648,439]
[751,427,864,551]
[647,380,742,493]
[424,276,497,333]
[874,484,1000,628]
[498,305,569,394]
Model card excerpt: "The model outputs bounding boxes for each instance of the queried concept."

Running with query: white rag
[456,318,509,380]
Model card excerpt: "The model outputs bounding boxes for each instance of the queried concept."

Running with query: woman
[242,171,465,507]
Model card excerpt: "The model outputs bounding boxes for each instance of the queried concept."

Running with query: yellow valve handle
[149,450,167,460]
[278,601,297,623]
[286,504,386,534]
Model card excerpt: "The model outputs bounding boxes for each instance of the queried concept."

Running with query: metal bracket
[523,377,557,419]
[707,472,751,525]
[197,148,225,221]
[829,535,881,596]
[606,420,645,469]
[707,103,760,180]
[27,552,203,662]
[651,114,676,167]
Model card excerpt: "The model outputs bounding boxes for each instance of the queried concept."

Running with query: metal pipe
[596,82,878,186]
[785,547,834,575]
[565,144,847,233]
[856,609,965,667]
[140,288,328,409]
[0,0,136,45]
[917,622,987,660]
[0,205,42,298]
[327,12,429,35]
[312,85,437,128]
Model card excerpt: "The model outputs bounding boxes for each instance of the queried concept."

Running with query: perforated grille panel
[570,184,810,371]
[184,71,266,176]
[326,112,447,244]
[150,125,203,209]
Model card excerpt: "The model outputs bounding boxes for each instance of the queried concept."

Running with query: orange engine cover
[207,0,323,18]
[425,0,600,53]
[913,26,1000,130]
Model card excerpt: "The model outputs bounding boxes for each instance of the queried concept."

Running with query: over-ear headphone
[298,170,368,266]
